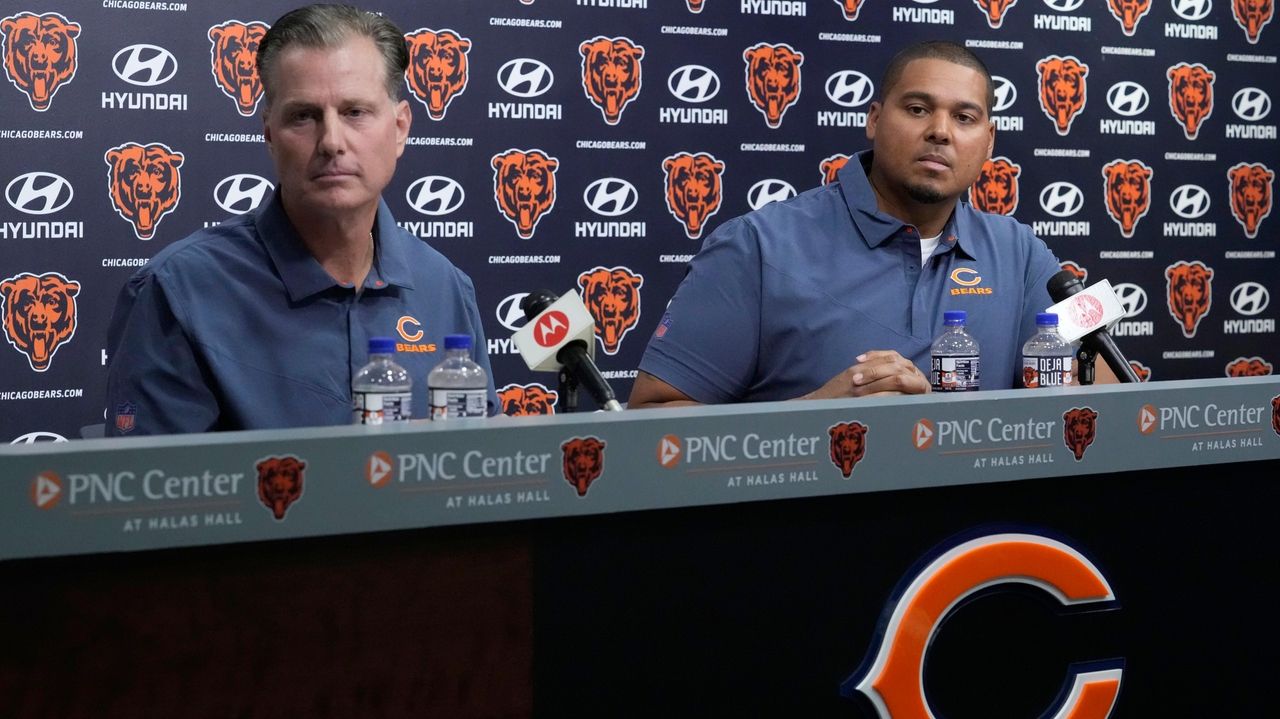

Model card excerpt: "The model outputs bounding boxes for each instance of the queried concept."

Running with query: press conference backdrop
[1,0,1276,442]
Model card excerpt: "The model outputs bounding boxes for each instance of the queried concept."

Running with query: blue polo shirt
[639,150,1061,403]
[104,190,497,435]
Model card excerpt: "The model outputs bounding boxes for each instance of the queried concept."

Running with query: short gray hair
[257,4,408,106]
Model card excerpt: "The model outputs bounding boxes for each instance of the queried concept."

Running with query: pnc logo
[1138,403,1158,434]
[498,57,553,98]
[579,266,644,355]
[491,148,558,239]
[1229,281,1270,316]
[1039,181,1084,217]
[912,419,935,450]
[1,11,80,112]
[208,20,269,117]
[498,383,558,416]
[256,454,305,521]
[1233,0,1274,43]
[580,36,645,125]
[532,310,570,348]
[668,64,719,103]
[970,156,1020,216]
[396,315,424,342]
[1169,184,1211,219]
[1101,159,1153,238]
[844,532,1122,719]
[1112,283,1148,317]
[1037,55,1089,135]
[1227,162,1274,239]
[1231,87,1271,122]
[1106,81,1149,117]
[105,142,184,241]
[1063,407,1098,461]
[663,151,724,240]
[1172,0,1213,21]
[743,42,804,129]
[1107,0,1154,35]
[112,44,177,87]
[404,28,471,121]
[366,451,393,488]
[950,268,982,287]
[406,175,465,216]
[213,174,272,215]
[31,471,63,509]
[824,70,874,108]
[1168,63,1215,141]
[1165,260,1214,338]
[562,436,606,497]
[820,154,851,185]
[973,0,1022,29]
[496,292,530,331]
[991,75,1017,113]
[583,178,639,217]
[658,434,682,468]
[6,172,73,215]
[747,179,797,210]
[2,271,80,372]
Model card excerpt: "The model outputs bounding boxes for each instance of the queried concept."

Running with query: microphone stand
[1076,345,1097,386]
[558,366,580,413]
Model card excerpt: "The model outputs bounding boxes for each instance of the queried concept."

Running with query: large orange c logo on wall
[843,532,1122,719]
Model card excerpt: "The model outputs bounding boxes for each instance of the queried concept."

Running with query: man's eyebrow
[897,90,987,117]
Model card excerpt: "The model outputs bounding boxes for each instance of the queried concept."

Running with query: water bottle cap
[1036,312,1059,326]
[943,310,967,325]
[368,336,396,354]
[444,334,472,350]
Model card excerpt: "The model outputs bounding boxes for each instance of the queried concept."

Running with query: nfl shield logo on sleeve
[114,402,137,434]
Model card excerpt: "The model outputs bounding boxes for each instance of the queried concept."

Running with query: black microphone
[1046,270,1142,383]
[520,290,624,412]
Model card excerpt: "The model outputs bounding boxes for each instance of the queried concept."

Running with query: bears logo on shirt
[969,156,1020,216]
[743,42,803,129]
[1227,162,1273,239]
[578,266,644,356]
[1106,0,1153,35]
[1167,63,1215,141]
[663,151,724,240]
[499,383,559,416]
[105,142,184,241]
[561,436,605,497]
[1,271,79,373]
[1037,55,1088,135]
[1233,0,1274,44]
[1,11,80,112]
[403,28,470,121]
[208,20,269,117]
[1101,159,1153,238]
[491,148,558,239]
[580,36,644,125]
[828,421,868,479]
[1165,260,1213,338]
[1226,356,1272,376]
[256,455,305,521]
[820,154,851,185]
[973,0,1020,29]
[1063,407,1098,461]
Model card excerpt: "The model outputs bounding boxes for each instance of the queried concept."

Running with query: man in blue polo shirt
[104,5,496,434]
[629,41,1112,409]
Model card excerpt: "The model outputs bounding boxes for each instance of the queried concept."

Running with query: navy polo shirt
[104,190,497,435]
[639,150,1061,403]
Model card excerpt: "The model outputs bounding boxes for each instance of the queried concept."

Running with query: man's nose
[316,112,345,155]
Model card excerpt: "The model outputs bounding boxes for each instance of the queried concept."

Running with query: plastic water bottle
[352,337,412,424]
[428,334,488,419]
[1022,313,1074,388]
[931,310,981,392]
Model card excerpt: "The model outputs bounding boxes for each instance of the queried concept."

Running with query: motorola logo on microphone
[747,179,797,210]
[1106,82,1149,117]
[6,172,73,215]
[497,59,554,98]
[406,176,465,216]
[825,70,874,108]
[1038,181,1084,217]
[214,174,273,215]
[668,65,720,103]
[1224,283,1275,334]
[112,44,178,87]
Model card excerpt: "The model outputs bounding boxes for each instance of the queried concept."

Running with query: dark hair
[879,41,995,115]
[256,4,408,107]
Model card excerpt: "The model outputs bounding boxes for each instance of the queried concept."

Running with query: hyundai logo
[10,432,68,444]
[667,65,720,104]
[1230,282,1270,316]
[406,176,465,216]
[1112,283,1147,318]
[1171,0,1212,22]
[583,178,638,217]
[825,70,874,108]
[1231,88,1271,122]
[112,44,178,87]
[991,75,1017,113]
[1106,82,1149,117]
[1038,181,1084,217]
[496,292,531,330]
[1169,184,1211,219]
[1042,0,1086,11]
[213,174,273,215]
[747,179,797,210]
[497,58,554,98]
[6,172,73,215]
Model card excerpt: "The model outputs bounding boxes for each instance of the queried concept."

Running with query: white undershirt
[919,233,942,267]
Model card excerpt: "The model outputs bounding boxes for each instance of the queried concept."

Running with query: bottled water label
[352,391,411,424]
[931,355,980,392]
[1022,357,1072,388]
[430,389,487,419]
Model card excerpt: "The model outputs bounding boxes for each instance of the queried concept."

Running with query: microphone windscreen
[1046,269,1085,302]
[520,290,559,320]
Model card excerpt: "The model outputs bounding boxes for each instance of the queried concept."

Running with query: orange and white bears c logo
[663,151,725,240]
[208,20,269,117]
[403,28,470,122]
[1037,55,1088,135]
[1101,159,1153,239]
[1063,407,1098,462]
[820,154,851,185]
[972,0,1021,29]
[578,266,644,356]
[743,42,804,129]
[1,11,79,112]
[1,271,79,373]
[1227,162,1274,239]
[1167,63,1215,141]
[105,142,185,241]
[1234,0,1274,43]
[491,148,559,239]
[844,532,1122,719]
[561,436,605,497]
[1129,360,1151,382]
[580,36,644,126]
[1106,0,1153,35]
[1272,395,1280,437]
[1060,261,1088,284]
[1226,356,1273,377]
[969,156,1021,216]
[827,421,868,479]
[499,383,559,416]
[1165,260,1214,338]
[835,0,868,21]
[256,455,305,521]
